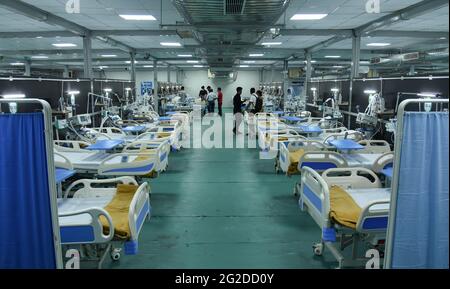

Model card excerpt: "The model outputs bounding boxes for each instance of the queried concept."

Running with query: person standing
[199,86,208,117]
[255,90,264,114]
[217,87,224,117]
[247,88,257,112]
[206,87,217,114]
[233,87,245,135]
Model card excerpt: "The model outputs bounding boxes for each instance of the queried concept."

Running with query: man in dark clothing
[233,87,245,134]
[217,87,224,117]
[255,90,264,114]
[199,86,207,101]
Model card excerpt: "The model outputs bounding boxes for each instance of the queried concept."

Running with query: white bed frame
[300,167,390,268]
[122,140,170,173]
[54,140,164,177]
[59,177,151,269]
[277,140,327,175]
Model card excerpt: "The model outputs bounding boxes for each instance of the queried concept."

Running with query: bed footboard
[59,208,114,245]
[298,151,347,172]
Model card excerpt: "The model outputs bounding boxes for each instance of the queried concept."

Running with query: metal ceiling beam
[357,0,449,36]
[280,29,353,37]
[0,0,135,53]
[91,30,179,37]
[0,31,76,38]
[305,0,449,54]
[368,30,449,39]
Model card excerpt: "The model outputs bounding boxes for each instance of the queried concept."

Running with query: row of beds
[255,113,394,268]
[53,111,191,268]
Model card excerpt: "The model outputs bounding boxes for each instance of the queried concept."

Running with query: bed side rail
[372,152,395,173]
[300,167,331,229]
[128,182,151,241]
[358,140,392,154]
[59,207,114,245]
[54,152,74,170]
[357,200,390,233]
[97,152,160,177]
[64,177,138,199]
[54,140,92,152]
[298,151,348,172]
[322,167,382,189]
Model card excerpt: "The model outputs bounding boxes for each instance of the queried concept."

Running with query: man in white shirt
[206,87,218,114]
[247,88,258,138]
[247,88,257,112]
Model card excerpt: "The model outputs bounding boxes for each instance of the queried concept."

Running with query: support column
[304,52,313,100]
[351,34,361,79]
[349,33,361,127]
[63,66,69,78]
[24,59,31,77]
[83,32,93,79]
[409,65,415,76]
[130,51,136,84]
[167,65,171,83]
[283,60,289,107]
[153,60,159,113]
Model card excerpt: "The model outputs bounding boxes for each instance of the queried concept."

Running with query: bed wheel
[111,249,121,261]
[293,186,299,196]
[313,243,324,256]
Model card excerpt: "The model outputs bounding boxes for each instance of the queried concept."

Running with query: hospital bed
[54,140,168,177]
[300,167,390,268]
[298,145,393,172]
[277,140,327,175]
[59,177,151,269]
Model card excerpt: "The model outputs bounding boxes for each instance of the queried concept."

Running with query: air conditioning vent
[225,0,245,15]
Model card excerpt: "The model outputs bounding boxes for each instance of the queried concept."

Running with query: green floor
[108,112,336,269]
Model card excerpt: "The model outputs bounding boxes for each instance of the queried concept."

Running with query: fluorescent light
[262,42,282,46]
[193,65,204,68]
[239,65,250,68]
[101,54,117,58]
[160,42,182,47]
[333,66,344,68]
[291,14,328,20]
[10,62,25,66]
[52,43,77,48]
[125,60,138,64]
[178,54,192,57]
[98,66,109,69]
[364,90,377,94]
[2,94,26,99]
[249,54,264,57]
[367,43,391,47]
[418,92,438,97]
[304,60,317,63]
[331,88,339,92]
[187,60,199,63]
[325,55,341,59]
[67,90,80,95]
[440,37,447,40]
[119,15,156,21]
[244,61,256,63]
[104,88,112,92]
[360,60,371,65]
[31,55,49,59]
[143,65,153,68]
[311,88,317,91]
[125,87,132,91]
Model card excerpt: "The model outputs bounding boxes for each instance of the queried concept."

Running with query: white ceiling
[0,0,448,69]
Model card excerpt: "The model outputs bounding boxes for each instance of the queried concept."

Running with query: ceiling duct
[225,0,246,15]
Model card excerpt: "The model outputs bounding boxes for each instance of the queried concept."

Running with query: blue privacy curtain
[391,112,449,269]
[0,113,56,269]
